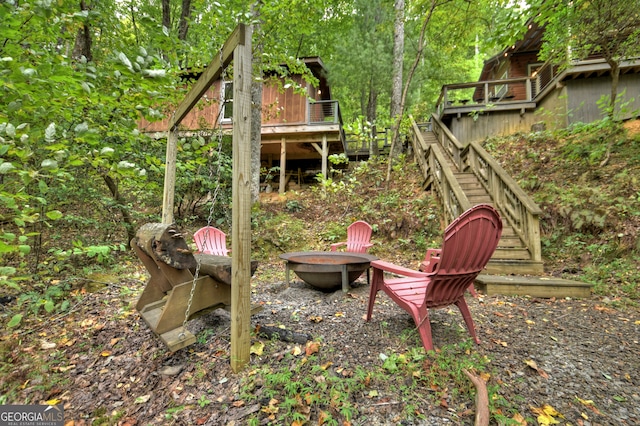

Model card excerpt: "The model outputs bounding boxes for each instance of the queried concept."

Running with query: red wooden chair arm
[330,241,347,251]
[371,260,430,278]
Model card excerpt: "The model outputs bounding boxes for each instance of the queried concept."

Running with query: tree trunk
[103,174,136,245]
[72,0,92,61]
[250,2,264,204]
[607,59,620,119]
[178,0,192,41]
[162,0,171,31]
[386,0,437,185]
[388,0,405,158]
[366,86,379,157]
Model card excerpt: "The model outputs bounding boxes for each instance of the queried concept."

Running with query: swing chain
[179,47,228,341]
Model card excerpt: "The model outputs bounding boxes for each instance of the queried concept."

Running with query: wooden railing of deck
[413,115,542,263]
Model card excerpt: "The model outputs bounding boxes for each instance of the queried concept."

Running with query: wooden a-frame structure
[160,23,252,372]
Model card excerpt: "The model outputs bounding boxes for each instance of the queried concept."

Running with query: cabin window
[494,70,508,99]
[221,81,233,122]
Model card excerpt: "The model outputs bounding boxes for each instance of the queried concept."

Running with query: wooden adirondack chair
[330,220,373,253]
[419,248,478,297]
[365,204,503,351]
[194,226,230,256]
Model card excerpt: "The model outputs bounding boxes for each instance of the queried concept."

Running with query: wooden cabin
[139,57,346,192]
[436,21,640,143]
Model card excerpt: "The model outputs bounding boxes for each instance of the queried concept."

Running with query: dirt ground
[6,262,637,426]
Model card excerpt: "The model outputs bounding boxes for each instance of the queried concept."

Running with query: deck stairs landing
[418,130,591,298]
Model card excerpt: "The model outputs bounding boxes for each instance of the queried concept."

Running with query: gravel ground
[23,268,636,425]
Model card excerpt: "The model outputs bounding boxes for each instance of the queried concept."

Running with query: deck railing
[415,115,542,263]
[435,62,561,114]
[309,100,339,124]
[410,118,471,222]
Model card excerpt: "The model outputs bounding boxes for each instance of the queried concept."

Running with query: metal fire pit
[280,251,378,292]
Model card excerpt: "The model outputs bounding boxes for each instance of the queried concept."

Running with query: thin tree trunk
[386,0,441,185]
[388,0,404,158]
[366,86,379,157]
[250,1,264,204]
[178,0,192,41]
[103,174,136,244]
[72,0,92,61]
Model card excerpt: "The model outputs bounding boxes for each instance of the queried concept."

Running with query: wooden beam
[230,24,253,373]
[279,137,286,194]
[162,24,245,225]
[168,24,245,131]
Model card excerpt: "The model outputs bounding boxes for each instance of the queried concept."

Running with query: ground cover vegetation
[0,120,639,424]
[2,0,640,424]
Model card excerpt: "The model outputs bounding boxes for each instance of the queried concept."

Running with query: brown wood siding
[138,81,224,132]
[262,75,309,125]
[139,75,316,132]
[509,53,539,100]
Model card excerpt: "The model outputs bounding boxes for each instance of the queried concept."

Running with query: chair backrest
[424,204,502,306]
[345,220,373,253]
[193,226,229,256]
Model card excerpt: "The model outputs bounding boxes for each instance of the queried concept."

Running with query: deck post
[230,23,252,373]
[279,137,287,194]
[321,134,328,179]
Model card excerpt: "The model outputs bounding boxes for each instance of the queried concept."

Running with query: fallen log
[255,324,312,344]
[463,369,490,426]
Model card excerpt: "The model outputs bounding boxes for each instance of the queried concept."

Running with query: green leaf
[45,210,63,220]
[7,314,23,328]
[45,122,56,142]
[44,300,55,313]
[41,159,58,169]
[0,162,15,174]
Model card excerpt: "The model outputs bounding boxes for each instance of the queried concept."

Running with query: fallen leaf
[524,359,549,379]
[291,346,302,356]
[511,412,527,425]
[232,400,245,407]
[334,312,345,317]
[134,394,151,404]
[305,340,320,356]
[308,315,323,323]
[250,341,264,356]
[40,340,56,350]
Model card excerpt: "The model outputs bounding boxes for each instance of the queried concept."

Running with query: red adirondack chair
[193,226,230,256]
[330,220,373,253]
[365,204,502,351]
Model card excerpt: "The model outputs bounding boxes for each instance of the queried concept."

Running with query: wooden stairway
[421,130,543,275]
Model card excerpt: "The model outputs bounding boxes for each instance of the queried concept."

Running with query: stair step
[475,274,592,298]
[492,247,531,260]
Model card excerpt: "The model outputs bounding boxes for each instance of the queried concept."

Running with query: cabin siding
[566,74,640,124]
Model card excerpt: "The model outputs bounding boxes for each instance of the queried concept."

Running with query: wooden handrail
[414,116,542,263]
[410,119,470,222]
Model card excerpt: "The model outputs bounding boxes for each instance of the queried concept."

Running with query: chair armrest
[330,242,346,251]
[420,248,441,272]
[371,260,430,278]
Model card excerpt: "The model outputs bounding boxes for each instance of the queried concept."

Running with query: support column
[230,23,252,373]
[321,134,328,180]
[279,137,287,194]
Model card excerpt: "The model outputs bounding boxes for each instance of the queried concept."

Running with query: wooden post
[162,131,178,224]
[279,137,286,194]
[230,23,252,372]
[321,134,328,180]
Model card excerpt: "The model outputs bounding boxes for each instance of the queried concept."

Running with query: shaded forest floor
[1,120,640,425]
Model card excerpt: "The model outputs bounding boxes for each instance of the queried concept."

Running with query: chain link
[179,47,229,340]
